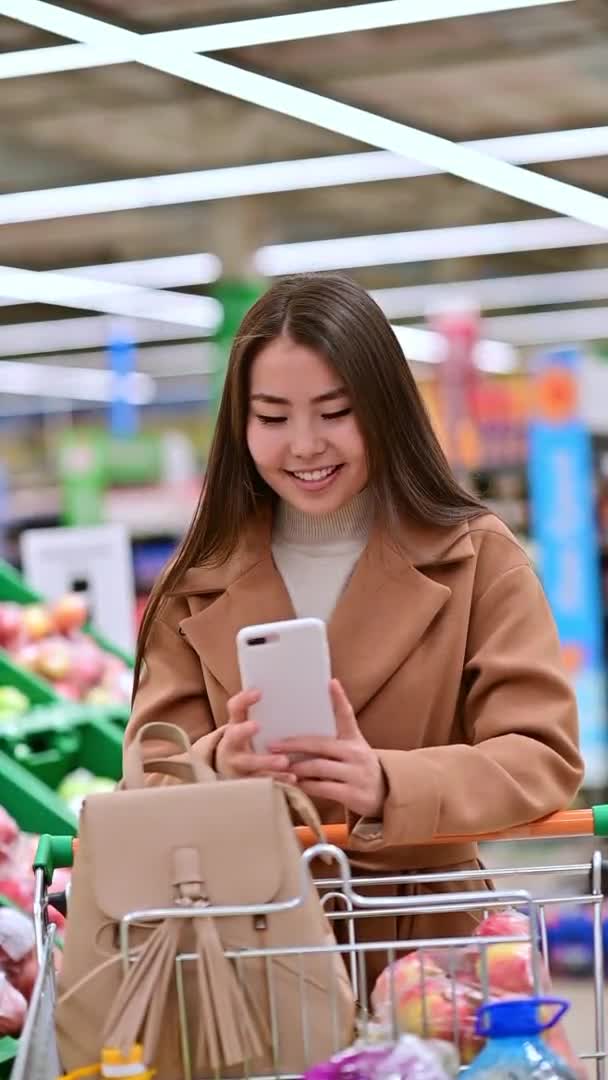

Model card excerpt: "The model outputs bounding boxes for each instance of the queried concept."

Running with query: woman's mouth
[286,464,343,491]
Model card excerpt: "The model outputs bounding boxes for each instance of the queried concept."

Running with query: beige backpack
[55,722,356,1079]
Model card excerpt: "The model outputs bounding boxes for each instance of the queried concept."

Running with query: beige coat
[125,511,583,971]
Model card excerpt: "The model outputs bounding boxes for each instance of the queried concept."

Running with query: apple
[68,637,105,692]
[475,909,531,939]
[22,604,53,642]
[84,686,115,706]
[52,593,88,634]
[13,642,41,671]
[397,977,477,1047]
[35,638,72,683]
[0,808,19,860]
[0,686,30,723]
[372,950,446,1014]
[53,680,81,702]
[0,973,27,1036]
[0,604,24,649]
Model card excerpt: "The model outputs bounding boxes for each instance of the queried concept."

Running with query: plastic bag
[304,1034,451,1080]
[0,970,27,1036]
[371,910,584,1076]
[0,907,37,1000]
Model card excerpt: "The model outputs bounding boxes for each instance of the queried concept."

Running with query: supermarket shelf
[7,484,196,538]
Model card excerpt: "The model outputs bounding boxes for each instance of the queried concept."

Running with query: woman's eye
[322,408,352,420]
[256,414,287,425]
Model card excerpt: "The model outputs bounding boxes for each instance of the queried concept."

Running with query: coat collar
[174,512,475,714]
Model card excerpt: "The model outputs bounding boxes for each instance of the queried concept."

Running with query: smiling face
[247,334,368,514]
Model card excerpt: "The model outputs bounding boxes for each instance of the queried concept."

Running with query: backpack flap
[83,776,286,919]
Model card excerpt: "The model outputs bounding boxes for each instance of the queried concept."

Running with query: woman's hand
[216,688,297,783]
[269,679,386,819]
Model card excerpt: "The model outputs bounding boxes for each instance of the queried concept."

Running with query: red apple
[22,604,53,642]
[0,604,24,650]
[13,642,41,671]
[35,638,72,682]
[0,974,27,1035]
[53,680,81,702]
[0,808,19,861]
[52,593,88,634]
[398,977,477,1047]
[475,909,531,939]
[372,950,447,1015]
[69,637,105,692]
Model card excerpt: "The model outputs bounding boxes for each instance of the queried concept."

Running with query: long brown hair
[134,272,484,691]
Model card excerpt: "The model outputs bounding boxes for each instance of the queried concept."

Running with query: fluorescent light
[5,2,605,228]
[0,360,156,403]
[0,253,221,312]
[3,341,217,376]
[0,1,573,80]
[0,264,221,328]
[372,267,608,318]
[483,305,608,344]
[390,323,517,372]
[0,316,208,356]
[0,128,606,226]
[257,218,608,275]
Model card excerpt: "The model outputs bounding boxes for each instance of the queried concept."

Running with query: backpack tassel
[194,916,268,1071]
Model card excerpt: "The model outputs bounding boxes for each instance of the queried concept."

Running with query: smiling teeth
[292,467,337,481]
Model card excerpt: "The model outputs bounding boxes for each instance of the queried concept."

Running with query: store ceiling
[0,0,607,384]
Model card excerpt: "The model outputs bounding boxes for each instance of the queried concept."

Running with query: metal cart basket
[10,805,608,1080]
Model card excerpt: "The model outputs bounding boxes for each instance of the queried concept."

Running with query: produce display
[0,807,68,931]
[57,768,115,814]
[0,594,132,706]
[371,910,583,1077]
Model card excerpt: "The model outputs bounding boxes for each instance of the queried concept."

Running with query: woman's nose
[291,422,325,458]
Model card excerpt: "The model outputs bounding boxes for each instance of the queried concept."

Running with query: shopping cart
[9,805,608,1080]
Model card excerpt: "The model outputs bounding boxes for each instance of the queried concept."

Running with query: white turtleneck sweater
[271,489,372,622]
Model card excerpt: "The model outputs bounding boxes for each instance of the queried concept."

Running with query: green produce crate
[0,710,122,834]
[0,651,57,708]
[0,1037,18,1080]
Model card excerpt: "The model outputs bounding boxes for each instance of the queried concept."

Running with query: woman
[126,272,583,979]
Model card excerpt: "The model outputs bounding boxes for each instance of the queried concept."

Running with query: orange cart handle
[35,805,607,881]
[296,805,608,850]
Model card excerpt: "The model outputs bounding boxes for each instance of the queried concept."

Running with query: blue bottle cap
[475,997,570,1039]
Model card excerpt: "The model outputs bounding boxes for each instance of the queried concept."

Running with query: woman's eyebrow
[250,387,346,405]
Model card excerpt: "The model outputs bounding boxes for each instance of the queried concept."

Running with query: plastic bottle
[461,998,578,1080]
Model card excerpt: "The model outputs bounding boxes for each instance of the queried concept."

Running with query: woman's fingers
[269,736,350,759]
[291,757,352,783]
[227,689,261,723]
[330,679,359,738]
[231,751,292,775]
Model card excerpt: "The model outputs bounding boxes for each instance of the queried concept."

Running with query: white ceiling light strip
[482,305,608,345]
[372,267,608,318]
[0,360,156,402]
[1,127,606,226]
[0,253,221,310]
[391,323,517,372]
[257,218,607,274]
[3,1,605,229]
[2,341,218,376]
[0,263,221,328]
[0,0,573,80]
[0,315,208,356]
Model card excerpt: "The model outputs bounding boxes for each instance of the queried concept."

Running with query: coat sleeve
[349,554,584,851]
[123,598,224,784]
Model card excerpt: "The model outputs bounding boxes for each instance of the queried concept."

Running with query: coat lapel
[176,514,474,710]
[327,527,452,713]
[177,553,295,699]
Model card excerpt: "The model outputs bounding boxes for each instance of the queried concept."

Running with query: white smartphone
[236,617,336,754]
